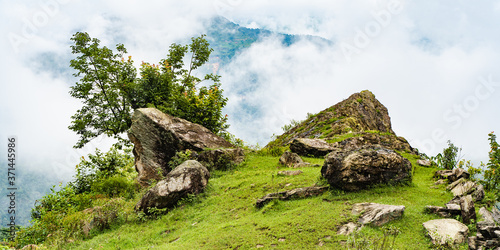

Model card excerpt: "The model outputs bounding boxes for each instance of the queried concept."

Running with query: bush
[15,146,138,249]
[433,140,460,170]
[167,150,194,170]
[91,175,136,199]
[70,145,134,194]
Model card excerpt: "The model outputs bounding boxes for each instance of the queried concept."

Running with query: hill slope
[64,152,455,249]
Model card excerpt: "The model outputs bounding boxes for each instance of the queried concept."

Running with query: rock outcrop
[135,160,210,214]
[423,219,468,246]
[128,108,233,186]
[290,138,334,157]
[268,90,396,147]
[469,206,500,249]
[321,146,412,191]
[352,203,406,226]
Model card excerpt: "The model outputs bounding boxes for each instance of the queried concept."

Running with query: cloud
[0,0,499,182]
[0,0,220,180]
[219,0,500,165]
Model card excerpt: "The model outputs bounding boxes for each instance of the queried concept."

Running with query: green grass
[61,153,459,249]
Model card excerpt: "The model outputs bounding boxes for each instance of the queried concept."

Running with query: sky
[1,0,499,182]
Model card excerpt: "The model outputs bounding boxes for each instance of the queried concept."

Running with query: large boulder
[450,179,484,201]
[290,138,334,157]
[321,146,412,191]
[279,151,304,167]
[479,207,496,223]
[128,108,233,186]
[352,203,405,226]
[135,160,210,214]
[423,219,469,246]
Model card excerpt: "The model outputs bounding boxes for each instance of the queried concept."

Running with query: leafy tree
[69,32,228,148]
[483,132,500,196]
[433,140,460,170]
[69,32,136,148]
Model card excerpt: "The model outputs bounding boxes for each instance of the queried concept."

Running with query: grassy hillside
[52,151,462,250]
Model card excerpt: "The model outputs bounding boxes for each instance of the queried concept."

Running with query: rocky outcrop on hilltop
[268,90,403,145]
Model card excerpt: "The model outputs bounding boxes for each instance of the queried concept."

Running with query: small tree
[69,32,228,148]
[483,132,500,195]
[69,32,136,148]
[433,140,460,170]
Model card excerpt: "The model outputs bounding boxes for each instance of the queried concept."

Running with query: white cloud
[219,0,500,165]
[1,0,499,181]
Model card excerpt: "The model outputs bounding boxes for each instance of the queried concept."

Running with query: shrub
[483,132,500,194]
[70,145,134,194]
[167,150,194,170]
[91,175,136,199]
[433,140,460,170]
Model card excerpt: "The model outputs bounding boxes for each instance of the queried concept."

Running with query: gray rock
[332,133,414,153]
[435,170,453,179]
[293,162,313,168]
[460,195,476,225]
[279,151,304,167]
[473,184,485,202]
[469,236,478,250]
[277,170,303,176]
[337,222,359,235]
[449,168,470,183]
[434,179,448,185]
[255,186,328,208]
[135,160,210,214]
[479,207,496,223]
[424,205,459,218]
[417,159,432,167]
[451,180,477,197]
[290,138,334,157]
[446,203,461,211]
[128,108,233,186]
[447,177,466,191]
[493,206,500,224]
[422,219,468,246]
[476,220,500,249]
[197,148,245,171]
[352,203,405,226]
[321,146,412,191]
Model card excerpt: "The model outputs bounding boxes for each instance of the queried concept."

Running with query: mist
[1,0,499,183]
